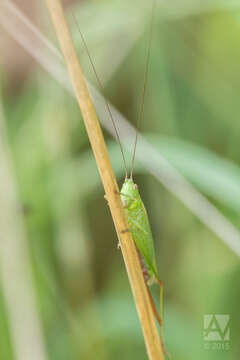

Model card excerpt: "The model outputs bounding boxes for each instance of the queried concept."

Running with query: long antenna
[130,1,156,179]
[72,15,129,178]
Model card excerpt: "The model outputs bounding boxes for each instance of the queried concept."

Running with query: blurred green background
[0,0,240,359]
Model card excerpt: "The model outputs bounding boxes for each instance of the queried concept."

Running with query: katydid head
[120,178,139,208]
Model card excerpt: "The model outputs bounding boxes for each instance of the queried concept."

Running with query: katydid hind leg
[157,278,171,358]
[146,286,162,326]
[146,277,170,358]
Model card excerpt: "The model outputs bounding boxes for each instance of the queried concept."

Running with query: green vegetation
[1,0,240,359]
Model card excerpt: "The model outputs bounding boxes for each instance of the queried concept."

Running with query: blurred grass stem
[0,101,48,359]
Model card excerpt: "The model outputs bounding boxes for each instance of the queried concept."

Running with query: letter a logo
[204,315,230,341]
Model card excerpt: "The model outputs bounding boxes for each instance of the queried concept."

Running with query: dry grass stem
[45,0,164,358]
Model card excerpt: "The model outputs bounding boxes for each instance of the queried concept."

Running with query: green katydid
[73,0,167,353]
[120,176,165,320]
